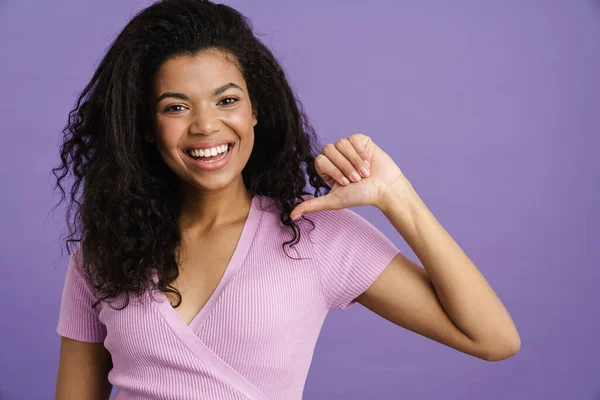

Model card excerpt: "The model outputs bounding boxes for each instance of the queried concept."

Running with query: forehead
[153,50,246,94]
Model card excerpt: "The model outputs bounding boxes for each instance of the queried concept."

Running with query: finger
[348,133,372,166]
[335,138,371,179]
[315,153,351,187]
[322,142,362,183]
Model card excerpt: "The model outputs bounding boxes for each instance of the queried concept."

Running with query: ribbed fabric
[56,195,401,399]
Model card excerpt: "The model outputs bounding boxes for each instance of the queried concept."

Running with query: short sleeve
[306,207,401,310]
[56,243,107,342]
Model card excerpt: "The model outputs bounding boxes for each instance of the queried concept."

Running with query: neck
[177,176,252,233]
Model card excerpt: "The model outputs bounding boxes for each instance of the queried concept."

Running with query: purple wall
[1,0,598,399]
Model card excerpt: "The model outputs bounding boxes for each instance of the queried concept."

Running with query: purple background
[1,0,599,399]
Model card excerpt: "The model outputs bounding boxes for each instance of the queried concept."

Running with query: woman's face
[149,49,257,192]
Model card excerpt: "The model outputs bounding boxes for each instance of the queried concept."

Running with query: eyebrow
[155,82,243,106]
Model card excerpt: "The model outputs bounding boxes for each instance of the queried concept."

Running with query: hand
[290,133,411,220]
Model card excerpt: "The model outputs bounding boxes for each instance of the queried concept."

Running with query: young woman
[53,0,520,398]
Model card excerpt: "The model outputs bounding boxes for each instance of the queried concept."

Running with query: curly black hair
[51,0,331,310]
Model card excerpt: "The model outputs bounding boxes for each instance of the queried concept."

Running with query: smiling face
[148,49,257,193]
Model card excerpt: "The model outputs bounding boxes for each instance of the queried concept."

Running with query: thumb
[291,194,339,220]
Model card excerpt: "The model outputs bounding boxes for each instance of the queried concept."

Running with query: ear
[252,108,258,127]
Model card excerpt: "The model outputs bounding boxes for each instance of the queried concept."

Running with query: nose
[189,105,223,135]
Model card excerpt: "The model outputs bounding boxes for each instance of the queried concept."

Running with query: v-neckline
[151,194,263,335]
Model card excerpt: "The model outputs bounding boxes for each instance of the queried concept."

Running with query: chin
[184,166,247,192]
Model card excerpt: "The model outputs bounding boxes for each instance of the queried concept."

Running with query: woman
[53,0,520,398]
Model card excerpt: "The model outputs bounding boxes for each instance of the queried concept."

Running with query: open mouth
[185,143,234,163]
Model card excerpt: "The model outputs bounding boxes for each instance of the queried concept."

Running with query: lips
[183,140,235,171]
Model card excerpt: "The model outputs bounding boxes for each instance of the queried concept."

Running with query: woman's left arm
[290,133,521,362]
[358,179,521,362]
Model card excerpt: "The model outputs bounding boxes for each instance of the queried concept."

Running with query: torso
[163,219,246,326]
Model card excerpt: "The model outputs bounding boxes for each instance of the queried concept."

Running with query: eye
[164,104,186,113]
[218,97,239,107]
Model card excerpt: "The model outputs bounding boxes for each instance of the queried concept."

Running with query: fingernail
[350,171,361,182]
[364,159,370,167]
[360,166,370,178]
[341,177,351,185]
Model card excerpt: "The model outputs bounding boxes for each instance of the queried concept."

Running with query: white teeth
[188,144,230,158]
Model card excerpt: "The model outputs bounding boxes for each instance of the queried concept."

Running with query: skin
[55,337,112,399]
[147,49,258,232]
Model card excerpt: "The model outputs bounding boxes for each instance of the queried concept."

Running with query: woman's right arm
[55,336,113,400]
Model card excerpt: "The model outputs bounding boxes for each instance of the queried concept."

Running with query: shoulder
[299,211,380,251]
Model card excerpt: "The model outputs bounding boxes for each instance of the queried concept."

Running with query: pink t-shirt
[56,194,400,399]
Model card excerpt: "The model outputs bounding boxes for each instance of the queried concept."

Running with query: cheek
[154,118,185,147]
[226,108,255,132]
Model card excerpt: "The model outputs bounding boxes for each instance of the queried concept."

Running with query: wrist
[377,178,419,213]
